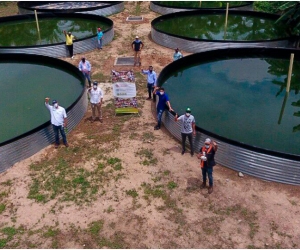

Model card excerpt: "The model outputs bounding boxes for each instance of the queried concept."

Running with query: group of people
[47,32,217,194]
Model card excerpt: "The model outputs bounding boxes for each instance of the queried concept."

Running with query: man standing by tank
[97,27,103,50]
[152,87,174,130]
[78,57,92,88]
[44,98,68,148]
[132,36,143,66]
[88,81,104,123]
[197,138,218,194]
[141,66,157,101]
[63,30,75,59]
[174,107,196,156]
[173,48,183,61]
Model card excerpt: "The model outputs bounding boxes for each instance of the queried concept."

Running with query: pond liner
[151,9,296,53]
[157,47,300,185]
[0,53,87,173]
[0,12,114,58]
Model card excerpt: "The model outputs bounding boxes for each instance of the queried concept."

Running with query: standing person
[63,30,75,59]
[173,48,183,61]
[132,36,143,66]
[141,66,157,101]
[197,138,218,194]
[88,81,104,123]
[44,98,68,148]
[78,57,92,87]
[97,27,103,50]
[174,107,196,156]
[152,87,174,130]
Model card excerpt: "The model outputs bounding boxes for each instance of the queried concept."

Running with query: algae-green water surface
[154,14,289,41]
[0,18,109,46]
[157,1,247,8]
[162,58,300,155]
[0,61,83,143]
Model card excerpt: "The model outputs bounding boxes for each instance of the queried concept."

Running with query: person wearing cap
[78,57,92,87]
[132,36,144,66]
[173,48,183,61]
[63,30,76,59]
[141,66,157,101]
[197,138,218,194]
[174,107,196,156]
[97,27,103,50]
[88,81,104,122]
[152,87,174,130]
[44,97,68,148]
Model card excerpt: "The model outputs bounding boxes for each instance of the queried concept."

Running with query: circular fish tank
[0,13,114,57]
[158,47,300,185]
[18,1,124,16]
[0,53,87,173]
[151,10,295,53]
[150,1,254,14]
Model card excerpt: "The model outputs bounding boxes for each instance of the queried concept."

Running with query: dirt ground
[1,2,300,249]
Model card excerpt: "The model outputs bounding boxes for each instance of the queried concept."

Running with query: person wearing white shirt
[88,81,104,122]
[45,98,68,148]
[78,57,92,87]
[173,48,183,61]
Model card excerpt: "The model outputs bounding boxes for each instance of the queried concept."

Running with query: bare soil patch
[1,2,300,249]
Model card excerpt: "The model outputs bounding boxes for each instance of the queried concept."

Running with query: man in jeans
[141,66,157,101]
[174,107,196,156]
[45,98,68,148]
[88,81,104,123]
[78,57,92,88]
[152,87,174,130]
[97,27,103,50]
[197,138,218,194]
[132,36,143,66]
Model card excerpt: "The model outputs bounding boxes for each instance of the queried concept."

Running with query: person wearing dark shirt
[152,87,174,130]
[132,36,143,66]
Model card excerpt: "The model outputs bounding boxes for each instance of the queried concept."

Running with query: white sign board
[112,82,136,99]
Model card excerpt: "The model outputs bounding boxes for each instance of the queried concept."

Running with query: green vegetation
[135,148,158,166]
[126,189,139,198]
[253,1,286,14]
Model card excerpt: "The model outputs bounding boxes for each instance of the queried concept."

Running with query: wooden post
[224,3,229,39]
[199,1,202,7]
[278,92,289,124]
[286,53,294,92]
[34,10,40,33]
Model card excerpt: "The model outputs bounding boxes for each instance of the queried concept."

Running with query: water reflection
[0,18,110,46]
[157,1,247,8]
[154,14,289,41]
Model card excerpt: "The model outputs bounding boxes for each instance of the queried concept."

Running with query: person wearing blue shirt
[141,66,157,101]
[78,57,92,87]
[173,48,183,61]
[97,27,103,50]
[152,87,174,130]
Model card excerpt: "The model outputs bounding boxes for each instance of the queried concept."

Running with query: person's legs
[96,103,102,120]
[69,44,73,58]
[99,38,103,49]
[59,126,68,145]
[91,103,96,121]
[207,167,214,193]
[181,133,187,154]
[84,72,91,87]
[137,51,141,65]
[66,45,72,57]
[53,125,60,146]
[134,51,138,65]
[201,167,207,188]
[155,109,165,129]
[152,86,156,102]
[147,83,152,99]
[187,133,194,155]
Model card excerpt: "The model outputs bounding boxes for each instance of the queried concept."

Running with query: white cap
[205,138,211,144]
[135,36,139,38]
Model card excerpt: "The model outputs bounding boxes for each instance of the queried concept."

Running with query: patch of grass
[167,181,177,189]
[105,205,115,213]
[88,220,104,235]
[0,204,6,214]
[288,199,297,206]
[126,189,139,198]
[97,232,126,249]
[142,132,154,141]
[43,228,59,238]
[141,182,166,199]
[107,157,121,165]
[0,239,7,248]
[92,72,110,82]
[0,180,12,186]
[163,170,170,176]
[1,227,17,239]
[136,148,158,166]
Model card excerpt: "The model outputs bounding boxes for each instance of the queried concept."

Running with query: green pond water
[162,58,300,155]
[154,14,289,41]
[157,1,247,8]
[0,18,110,46]
[0,61,83,143]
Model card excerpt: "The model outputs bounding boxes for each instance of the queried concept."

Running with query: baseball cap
[186,107,191,113]
[205,138,211,144]
[135,36,139,39]
[52,100,57,104]
[93,81,98,86]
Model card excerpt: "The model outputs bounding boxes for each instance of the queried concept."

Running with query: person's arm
[63,30,66,36]
[99,89,104,104]
[132,42,135,50]
[174,113,180,122]
[87,61,91,72]
[140,42,143,50]
[166,100,173,111]
[212,140,218,152]
[192,121,196,136]
[152,86,159,95]
[45,97,51,110]
[153,72,157,87]
[63,109,67,127]
[78,62,82,71]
